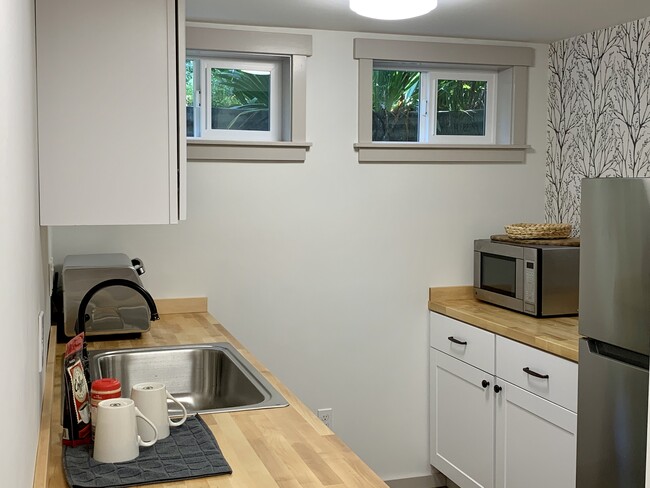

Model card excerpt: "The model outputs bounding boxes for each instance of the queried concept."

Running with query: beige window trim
[187,25,312,56]
[187,140,311,162]
[186,24,312,162]
[354,143,528,163]
[355,38,533,164]
[353,39,534,67]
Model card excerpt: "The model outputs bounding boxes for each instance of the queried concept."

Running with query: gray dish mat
[63,414,232,487]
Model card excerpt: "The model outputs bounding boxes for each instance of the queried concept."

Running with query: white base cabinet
[496,381,577,488]
[430,349,494,488]
[429,312,577,488]
[35,0,186,225]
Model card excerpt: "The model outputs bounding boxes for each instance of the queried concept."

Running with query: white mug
[93,398,158,464]
[131,382,187,441]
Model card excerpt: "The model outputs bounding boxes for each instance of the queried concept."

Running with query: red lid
[91,378,121,392]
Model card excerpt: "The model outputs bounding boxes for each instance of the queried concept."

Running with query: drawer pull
[481,379,490,388]
[494,385,502,393]
[448,336,467,346]
[523,367,549,379]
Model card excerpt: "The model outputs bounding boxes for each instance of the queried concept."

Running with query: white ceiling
[187,0,650,43]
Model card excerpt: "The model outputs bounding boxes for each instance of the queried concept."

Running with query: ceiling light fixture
[350,0,437,20]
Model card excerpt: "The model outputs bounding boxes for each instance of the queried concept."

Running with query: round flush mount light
[350,0,437,20]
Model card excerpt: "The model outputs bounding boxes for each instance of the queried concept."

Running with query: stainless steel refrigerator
[577,178,650,487]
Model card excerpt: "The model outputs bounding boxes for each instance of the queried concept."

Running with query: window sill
[354,143,529,163]
[187,139,312,162]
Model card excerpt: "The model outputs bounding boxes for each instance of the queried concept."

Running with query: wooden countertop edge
[33,327,58,488]
[428,287,580,363]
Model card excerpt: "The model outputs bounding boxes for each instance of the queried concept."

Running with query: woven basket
[505,223,572,240]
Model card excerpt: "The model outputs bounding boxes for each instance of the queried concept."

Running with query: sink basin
[89,343,288,415]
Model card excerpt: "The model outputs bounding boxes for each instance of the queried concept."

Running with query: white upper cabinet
[36,0,186,225]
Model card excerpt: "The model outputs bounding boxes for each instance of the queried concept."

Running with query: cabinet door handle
[523,367,549,379]
[494,385,502,393]
[481,379,490,388]
[448,336,467,346]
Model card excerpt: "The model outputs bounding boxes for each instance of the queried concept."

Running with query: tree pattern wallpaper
[546,16,650,234]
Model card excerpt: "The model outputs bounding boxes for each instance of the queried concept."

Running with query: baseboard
[385,472,447,488]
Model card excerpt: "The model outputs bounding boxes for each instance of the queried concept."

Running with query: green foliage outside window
[210,69,270,131]
[436,80,487,136]
[186,60,194,106]
[210,69,270,109]
[372,70,421,142]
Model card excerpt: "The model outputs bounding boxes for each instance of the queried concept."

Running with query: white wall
[0,0,50,485]
[51,26,548,480]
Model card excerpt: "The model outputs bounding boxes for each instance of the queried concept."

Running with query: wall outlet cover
[317,408,332,428]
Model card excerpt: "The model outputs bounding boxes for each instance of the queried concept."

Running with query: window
[429,72,496,144]
[372,67,497,144]
[354,38,534,163]
[188,57,282,141]
[184,25,313,162]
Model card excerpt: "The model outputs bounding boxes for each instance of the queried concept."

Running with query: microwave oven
[473,239,579,317]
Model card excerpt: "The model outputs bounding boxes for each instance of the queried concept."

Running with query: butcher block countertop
[34,298,387,488]
[428,287,580,362]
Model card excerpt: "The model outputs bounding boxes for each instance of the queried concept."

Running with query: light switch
[49,257,55,297]
[38,310,45,373]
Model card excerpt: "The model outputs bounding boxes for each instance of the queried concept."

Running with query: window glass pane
[186,60,194,137]
[436,80,486,136]
[210,68,270,131]
[372,70,420,142]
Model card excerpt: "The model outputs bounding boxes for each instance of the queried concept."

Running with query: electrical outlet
[317,408,332,428]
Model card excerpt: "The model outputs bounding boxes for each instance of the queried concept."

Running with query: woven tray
[505,223,572,240]
[491,235,580,247]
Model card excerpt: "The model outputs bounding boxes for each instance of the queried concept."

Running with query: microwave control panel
[524,260,536,313]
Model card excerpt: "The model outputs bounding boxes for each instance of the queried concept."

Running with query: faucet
[75,278,160,336]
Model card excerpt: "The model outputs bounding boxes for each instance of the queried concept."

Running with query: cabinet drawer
[496,336,578,412]
[430,312,495,374]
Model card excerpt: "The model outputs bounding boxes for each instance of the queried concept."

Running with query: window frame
[371,66,498,144]
[185,24,313,162]
[425,69,497,145]
[355,38,534,163]
[198,58,282,142]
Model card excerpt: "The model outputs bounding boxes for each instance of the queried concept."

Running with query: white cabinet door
[430,349,494,488]
[495,381,577,488]
[36,0,186,225]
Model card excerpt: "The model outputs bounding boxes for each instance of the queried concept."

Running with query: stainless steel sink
[89,343,288,415]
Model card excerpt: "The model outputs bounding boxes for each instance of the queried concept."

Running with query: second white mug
[93,398,158,464]
[131,382,188,441]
